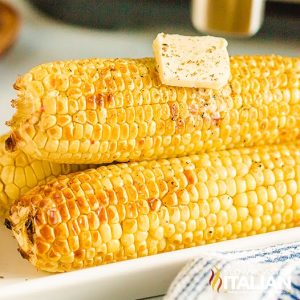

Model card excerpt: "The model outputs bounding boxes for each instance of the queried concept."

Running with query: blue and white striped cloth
[165,242,300,300]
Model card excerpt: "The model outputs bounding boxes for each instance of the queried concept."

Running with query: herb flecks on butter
[153,33,230,89]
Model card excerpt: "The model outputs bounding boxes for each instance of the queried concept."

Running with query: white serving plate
[0,223,299,300]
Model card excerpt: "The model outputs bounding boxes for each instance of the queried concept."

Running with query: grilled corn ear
[8,143,300,272]
[0,133,95,217]
[6,55,300,164]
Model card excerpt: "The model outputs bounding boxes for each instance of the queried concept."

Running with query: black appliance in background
[28,0,191,29]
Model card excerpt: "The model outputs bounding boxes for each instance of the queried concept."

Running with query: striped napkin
[165,242,300,300]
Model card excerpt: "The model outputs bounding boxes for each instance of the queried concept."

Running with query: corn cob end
[7,205,35,265]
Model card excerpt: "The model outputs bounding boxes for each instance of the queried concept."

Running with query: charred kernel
[147,198,161,211]
[4,218,12,230]
[5,135,17,152]
[184,169,198,185]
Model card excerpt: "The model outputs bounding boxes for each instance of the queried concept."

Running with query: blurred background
[0,0,299,133]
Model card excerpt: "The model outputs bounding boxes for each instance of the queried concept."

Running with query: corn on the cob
[0,133,95,217]
[7,143,300,272]
[6,56,300,164]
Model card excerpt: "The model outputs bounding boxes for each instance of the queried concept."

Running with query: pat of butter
[153,33,230,89]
